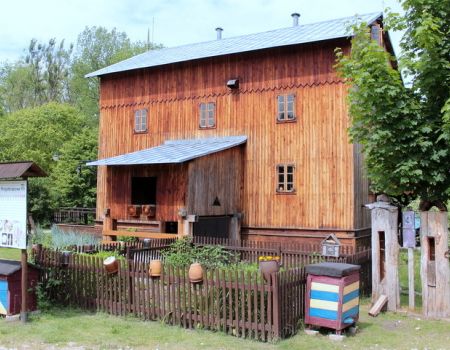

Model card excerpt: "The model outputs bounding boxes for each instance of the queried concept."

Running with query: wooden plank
[369,294,388,317]
[103,230,178,239]
[408,248,415,310]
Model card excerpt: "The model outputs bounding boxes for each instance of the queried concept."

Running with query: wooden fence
[35,249,306,341]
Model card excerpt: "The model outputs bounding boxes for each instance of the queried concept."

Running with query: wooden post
[367,200,400,312]
[20,249,28,323]
[408,248,415,310]
[420,211,450,318]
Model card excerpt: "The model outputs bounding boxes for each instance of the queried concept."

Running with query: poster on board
[0,180,27,249]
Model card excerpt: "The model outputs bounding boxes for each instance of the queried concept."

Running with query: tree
[0,103,89,223]
[50,127,98,208]
[69,26,159,121]
[335,1,450,209]
[26,38,73,105]
[0,62,35,113]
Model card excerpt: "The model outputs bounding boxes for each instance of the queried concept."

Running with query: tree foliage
[0,103,89,222]
[50,127,98,208]
[336,1,450,208]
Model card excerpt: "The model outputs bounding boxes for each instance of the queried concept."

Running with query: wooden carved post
[420,211,450,318]
[367,199,400,312]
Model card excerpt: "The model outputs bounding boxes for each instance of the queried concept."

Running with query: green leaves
[335,3,450,205]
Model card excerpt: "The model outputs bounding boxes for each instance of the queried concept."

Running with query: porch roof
[87,135,247,166]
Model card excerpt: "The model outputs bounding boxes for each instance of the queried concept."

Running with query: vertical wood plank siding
[95,40,369,233]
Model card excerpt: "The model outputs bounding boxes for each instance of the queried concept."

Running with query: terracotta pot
[103,256,119,274]
[149,259,162,277]
[188,262,203,283]
[259,260,280,281]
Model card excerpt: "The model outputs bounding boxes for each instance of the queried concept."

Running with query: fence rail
[53,207,96,225]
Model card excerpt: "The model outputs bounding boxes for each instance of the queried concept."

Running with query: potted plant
[258,255,281,281]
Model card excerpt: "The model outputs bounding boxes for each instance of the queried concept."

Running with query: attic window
[199,102,215,129]
[134,109,148,133]
[277,94,296,122]
[276,164,295,193]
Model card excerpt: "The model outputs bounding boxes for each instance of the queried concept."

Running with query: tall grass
[32,224,100,249]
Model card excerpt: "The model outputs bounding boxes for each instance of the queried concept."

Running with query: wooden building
[87,12,394,247]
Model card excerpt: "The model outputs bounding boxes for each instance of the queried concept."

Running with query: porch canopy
[87,135,247,166]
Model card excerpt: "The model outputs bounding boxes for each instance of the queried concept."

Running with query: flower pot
[60,251,71,267]
[188,262,203,283]
[149,259,162,277]
[259,260,280,281]
[103,256,119,274]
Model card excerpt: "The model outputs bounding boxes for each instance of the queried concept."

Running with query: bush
[161,238,237,269]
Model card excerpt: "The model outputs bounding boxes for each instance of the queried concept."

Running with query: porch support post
[229,213,242,241]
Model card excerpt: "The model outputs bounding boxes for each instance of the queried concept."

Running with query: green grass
[1,302,449,350]
[0,247,21,260]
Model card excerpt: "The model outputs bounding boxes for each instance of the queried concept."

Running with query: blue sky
[0,0,404,63]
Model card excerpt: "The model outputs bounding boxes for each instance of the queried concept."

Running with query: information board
[0,180,27,249]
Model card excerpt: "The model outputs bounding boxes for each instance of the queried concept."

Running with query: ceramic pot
[188,262,203,283]
[259,260,280,281]
[149,259,162,277]
[103,256,119,274]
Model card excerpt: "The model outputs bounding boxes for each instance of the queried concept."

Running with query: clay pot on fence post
[103,256,119,274]
[259,260,280,282]
[188,262,203,283]
[149,259,162,277]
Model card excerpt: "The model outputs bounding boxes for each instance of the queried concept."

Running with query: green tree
[50,127,98,208]
[26,38,73,105]
[0,62,35,113]
[0,103,89,223]
[70,26,158,121]
[335,1,450,209]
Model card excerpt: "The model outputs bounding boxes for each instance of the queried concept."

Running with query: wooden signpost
[0,162,47,323]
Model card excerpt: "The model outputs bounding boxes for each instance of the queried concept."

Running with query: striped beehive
[305,262,360,333]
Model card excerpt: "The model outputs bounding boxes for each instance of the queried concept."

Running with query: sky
[0,0,405,63]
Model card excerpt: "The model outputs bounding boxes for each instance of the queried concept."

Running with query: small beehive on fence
[321,234,341,258]
[305,262,360,334]
[0,259,39,316]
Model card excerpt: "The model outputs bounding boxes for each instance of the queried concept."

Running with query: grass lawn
[0,247,21,261]
[0,302,449,350]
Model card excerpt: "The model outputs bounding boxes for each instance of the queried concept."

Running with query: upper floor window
[277,94,296,122]
[199,102,215,128]
[134,109,148,133]
[276,164,295,193]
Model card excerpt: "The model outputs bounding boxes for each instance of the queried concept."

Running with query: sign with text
[0,180,27,249]
[402,211,416,248]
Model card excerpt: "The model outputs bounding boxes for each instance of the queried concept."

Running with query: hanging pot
[103,256,119,274]
[189,262,203,283]
[149,259,162,277]
[259,260,280,281]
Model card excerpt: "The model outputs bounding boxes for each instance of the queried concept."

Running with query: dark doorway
[165,221,178,234]
[193,216,230,239]
[131,177,156,205]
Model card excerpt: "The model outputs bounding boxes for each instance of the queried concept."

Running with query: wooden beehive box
[0,259,39,316]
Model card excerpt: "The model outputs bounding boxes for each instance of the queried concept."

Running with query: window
[276,164,295,193]
[131,177,156,205]
[134,109,148,133]
[199,102,215,128]
[277,94,296,122]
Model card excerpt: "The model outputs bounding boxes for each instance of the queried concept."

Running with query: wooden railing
[53,207,96,225]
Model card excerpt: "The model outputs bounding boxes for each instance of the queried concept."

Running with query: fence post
[272,273,281,340]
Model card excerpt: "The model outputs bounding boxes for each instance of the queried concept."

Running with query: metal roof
[86,12,382,78]
[87,135,247,166]
[0,162,47,179]
[0,260,23,276]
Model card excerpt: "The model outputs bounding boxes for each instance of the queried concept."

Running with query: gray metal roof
[87,135,247,166]
[0,260,23,276]
[86,12,382,78]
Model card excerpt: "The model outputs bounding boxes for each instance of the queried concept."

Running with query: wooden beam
[369,295,388,317]
[103,230,178,240]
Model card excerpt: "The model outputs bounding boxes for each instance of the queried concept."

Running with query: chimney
[215,27,223,40]
[291,13,300,27]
